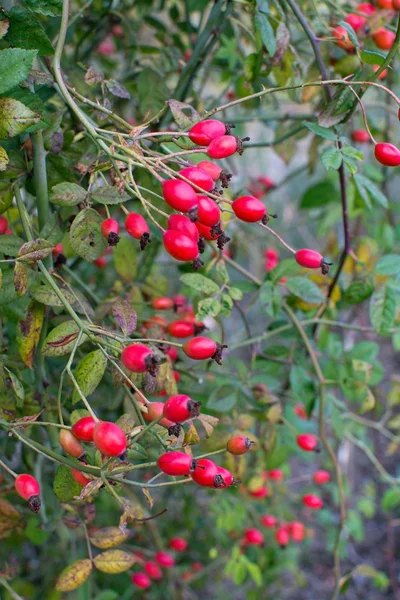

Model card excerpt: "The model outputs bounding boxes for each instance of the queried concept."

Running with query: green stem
[0,457,17,478]
[0,579,24,600]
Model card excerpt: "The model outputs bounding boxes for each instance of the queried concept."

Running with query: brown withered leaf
[197,414,219,438]
[74,478,102,501]
[16,301,45,368]
[13,261,29,297]
[112,299,137,336]
[11,410,43,428]
[183,422,201,446]
[142,487,154,509]
[119,500,145,530]
[16,238,54,263]
[55,559,93,592]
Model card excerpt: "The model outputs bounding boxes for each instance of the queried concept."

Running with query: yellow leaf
[89,526,129,549]
[55,559,92,592]
[16,301,45,368]
[93,550,135,574]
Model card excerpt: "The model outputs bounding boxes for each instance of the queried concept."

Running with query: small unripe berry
[226,436,253,455]
[249,486,269,498]
[71,466,92,487]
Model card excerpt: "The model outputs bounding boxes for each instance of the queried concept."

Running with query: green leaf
[5,7,54,56]
[269,258,300,282]
[0,234,31,256]
[321,146,342,171]
[25,516,50,545]
[42,320,88,357]
[360,49,386,65]
[4,367,24,404]
[0,146,8,172]
[89,186,129,205]
[168,99,200,129]
[381,488,400,512]
[53,464,83,502]
[354,174,388,209]
[228,286,243,301]
[72,350,107,405]
[302,121,337,141]
[31,279,94,316]
[16,301,44,368]
[220,293,233,316]
[285,276,325,303]
[344,276,375,304]
[338,20,360,48]
[50,182,87,206]
[69,207,107,262]
[6,87,48,133]
[196,297,221,320]
[259,281,282,317]
[16,238,54,262]
[375,254,400,276]
[136,69,169,119]
[207,385,237,412]
[0,48,37,94]
[300,181,337,209]
[180,273,219,294]
[255,11,276,55]
[370,283,396,335]
[105,79,131,99]
[341,145,364,161]
[0,97,39,139]
[25,0,62,16]
[216,261,229,284]
[113,237,137,281]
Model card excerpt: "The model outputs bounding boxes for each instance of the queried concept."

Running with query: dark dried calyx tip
[140,232,151,251]
[28,495,41,513]
[194,323,206,335]
[189,458,198,473]
[211,222,223,237]
[54,253,67,268]
[197,238,206,254]
[244,437,253,450]
[236,137,250,156]
[107,232,120,246]
[261,213,269,225]
[191,258,204,271]
[320,260,332,276]
[145,353,162,377]
[79,453,88,464]
[220,170,232,188]
[118,451,128,461]
[217,233,230,250]
[188,207,198,222]
[187,399,201,418]
[225,122,236,134]
[211,342,228,365]
[168,423,183,437]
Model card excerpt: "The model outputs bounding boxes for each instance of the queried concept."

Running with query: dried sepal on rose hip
[295,249,332,275]
[163,394,201,422]
[125,212,151,250]
[226,435,253,455]
[15,474,41,513]
[122,343,162,377]
[101,218,120,246]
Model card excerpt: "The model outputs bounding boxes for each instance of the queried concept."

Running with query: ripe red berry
[374,142,400,167]
[275,525,290,547]
[143,315,168,331]
[0,216,8,235]
[71,416,96,442]
[121,343,158,374]
[214,466,234,488]
[155,551,175,568]
[260,515,278,528]
[313,470,331,485]
[195,221,219,240]
[372,64,388,79]
[59,429,85,459]
[162,179,197,212]
[157,451,197,476]
[167,214,199,242]
[71,466,92,486]
[144,561,162,580]
[163,231,199,262]
[151,297,174,310]
[345,13,366,31]
[244,528,264,545]
[351,130,370,143]
[257,176,275,190]
[197,160,222,181]
[167,320,195,338]
[394,0,400,8]
[15,474,41,512]
[101,217,119,240]
[144,402,174,428]
[357,2,376,14]
[376,0,393,8]
[249,486,269,498]
[207,135,239,159]
[94,256,107,268]
[294,404,308,419]
[373,28,395,50]
[169,537,188,552]
[131,572,151,589]
[196,196,221,226]
[93,421,127,457]
[226,436,253,455]
[179,167,214,192]
[232,196,266,222]
[289,521,305,542]
[182,336,217,360]
[125,212,150,239]
[332,26,354,51]
[297,433,318,452]
[52,242,64,257]
[191,458,219,486]
[163,394,201,422]
[303,494,324,509]
[164,345,178,361]
[295,248,331,274]
[189,119,226,146]
[267,469,283,481]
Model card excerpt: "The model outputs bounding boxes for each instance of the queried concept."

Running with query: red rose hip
[15,474,41,512]
[162,179,197,212]
[179,166,214,192]
[189,119,226,146]
[374,142,400,167]
[297,433,318,452]
[226,436,253,455]
[71,416,96,442]
[232,196,266,222]
[207,135,240,159]
[157,451,197,476]
[182,336,217,360]
[163,394,201,422]
[93,421,127,457]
